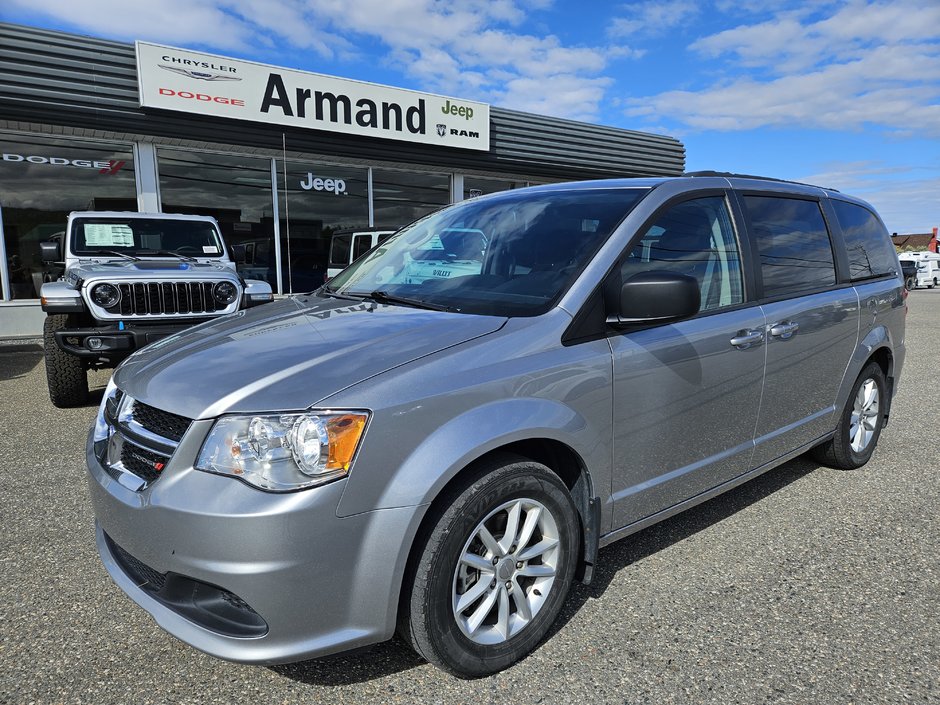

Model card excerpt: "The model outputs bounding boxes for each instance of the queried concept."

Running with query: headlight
[195,411,368,491]
[213,281,239,305]
[91,282,121,308]
[93,377,119,442]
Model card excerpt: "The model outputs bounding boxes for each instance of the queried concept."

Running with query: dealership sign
[136,42,490,151]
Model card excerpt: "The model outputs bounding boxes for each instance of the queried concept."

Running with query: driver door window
[622,196,743,312]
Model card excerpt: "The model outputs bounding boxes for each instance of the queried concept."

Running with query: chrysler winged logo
[158,65,242,81]
[436,123,447,137]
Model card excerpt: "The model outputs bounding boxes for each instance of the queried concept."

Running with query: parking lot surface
[1,290,938,705]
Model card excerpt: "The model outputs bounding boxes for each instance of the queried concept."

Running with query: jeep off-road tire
[43,314,89,408]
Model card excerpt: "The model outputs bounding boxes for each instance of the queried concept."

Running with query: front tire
[812,361,886,469]
[43,314,89,408]
[400,455,579,677]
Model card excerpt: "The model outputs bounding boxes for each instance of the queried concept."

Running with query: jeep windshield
[70,218,225,258]
[324,188,646,316]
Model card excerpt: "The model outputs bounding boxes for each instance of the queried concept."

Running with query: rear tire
[43,314,89,408]
[399,454,579,677]
[812,361,886,470]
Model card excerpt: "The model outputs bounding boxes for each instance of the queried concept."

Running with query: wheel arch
[394,436,599,650]
[838,326,895,427]
[406,436,598,581]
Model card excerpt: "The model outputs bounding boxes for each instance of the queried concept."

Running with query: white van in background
[899,251,940,288]
[327,228,396,280]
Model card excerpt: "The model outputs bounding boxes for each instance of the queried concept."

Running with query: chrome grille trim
[84,279,240,320]
[101,393,192,491]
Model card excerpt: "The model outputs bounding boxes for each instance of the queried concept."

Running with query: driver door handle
[730,329,764,349]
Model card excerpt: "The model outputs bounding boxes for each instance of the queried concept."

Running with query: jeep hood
[114,295,506,419]
[71,259,235,282]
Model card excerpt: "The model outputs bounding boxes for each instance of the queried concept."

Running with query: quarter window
[622,196,744,311]
[744,196,835,297]
[831,200,897,280]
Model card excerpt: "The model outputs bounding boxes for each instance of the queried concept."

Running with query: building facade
[0,23,685,336]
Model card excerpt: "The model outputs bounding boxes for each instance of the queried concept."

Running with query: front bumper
[86,432,423,664]
[56,323,203,362]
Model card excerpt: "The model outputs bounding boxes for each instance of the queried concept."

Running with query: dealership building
[0,22,685,337]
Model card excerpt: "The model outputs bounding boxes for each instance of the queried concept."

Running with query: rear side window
[831,200,897,280]
[353,234,372,261]
[330,234,352,267]
[744,196,835,297]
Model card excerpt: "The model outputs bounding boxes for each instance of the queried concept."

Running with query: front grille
[132,401,191,443]
[105,534,267,637]
[119,442,168,483]
[106,281,225,316]
[110,540,167,591]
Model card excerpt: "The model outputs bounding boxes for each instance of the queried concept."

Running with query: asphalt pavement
[1,290,938,705]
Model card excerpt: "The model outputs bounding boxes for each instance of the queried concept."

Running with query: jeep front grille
[111,281,222,316]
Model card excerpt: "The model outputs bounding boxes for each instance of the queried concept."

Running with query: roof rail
[682,170,840,193]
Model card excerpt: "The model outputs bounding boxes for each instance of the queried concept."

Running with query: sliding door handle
[769,321,800,339]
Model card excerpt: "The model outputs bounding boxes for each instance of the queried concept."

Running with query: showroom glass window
[463,176,528,200]
[278,160,369,293]
[744,195,836,298]
[372,169,450,230]
[157,149,277,288]
[0,135,136,299]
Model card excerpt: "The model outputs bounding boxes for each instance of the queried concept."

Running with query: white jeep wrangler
[39,211,273,407]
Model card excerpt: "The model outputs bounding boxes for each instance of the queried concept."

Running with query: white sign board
[136,42,490,151]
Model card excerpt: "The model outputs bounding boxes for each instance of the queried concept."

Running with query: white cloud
[608,0,700,37]
[627,0,940,136]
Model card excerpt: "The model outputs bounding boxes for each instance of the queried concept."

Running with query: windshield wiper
[137,250,197,262]
[367,290,455,312]
[101,250,140,262]
[317,285,363,301]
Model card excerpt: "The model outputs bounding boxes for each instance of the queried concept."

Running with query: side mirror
[231,244,247,264]
[40,240,62,263]
[242,279,273,307]
[609,271,701,326]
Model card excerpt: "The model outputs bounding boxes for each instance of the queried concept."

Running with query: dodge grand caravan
[87,174,905,677]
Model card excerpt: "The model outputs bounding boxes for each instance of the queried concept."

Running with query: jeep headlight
[195,411,368,491]
[213,281,239,305]
[91,282,121,308]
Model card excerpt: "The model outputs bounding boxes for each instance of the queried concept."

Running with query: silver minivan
[87,174,906,677]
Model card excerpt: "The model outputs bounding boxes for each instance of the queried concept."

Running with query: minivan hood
[114,295,506,419]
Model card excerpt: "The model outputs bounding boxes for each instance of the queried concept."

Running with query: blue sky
[2,0,937,234]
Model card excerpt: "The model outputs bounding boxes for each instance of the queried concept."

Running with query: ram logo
[436,123,447,137]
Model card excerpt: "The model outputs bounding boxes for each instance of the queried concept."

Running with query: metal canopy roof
[0,22,685,180]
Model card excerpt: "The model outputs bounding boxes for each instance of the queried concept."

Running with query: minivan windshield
[71,218,225,258]
[324,188,646,316]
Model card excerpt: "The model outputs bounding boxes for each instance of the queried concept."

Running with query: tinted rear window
[744,196,836,297]
[330,234,352,266]
[831,200,897,280]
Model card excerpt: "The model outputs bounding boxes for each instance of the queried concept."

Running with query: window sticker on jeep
[83,223,134,247]
[203,246,220,254]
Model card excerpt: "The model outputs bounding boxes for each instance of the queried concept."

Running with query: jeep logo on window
[300,173,347,195]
